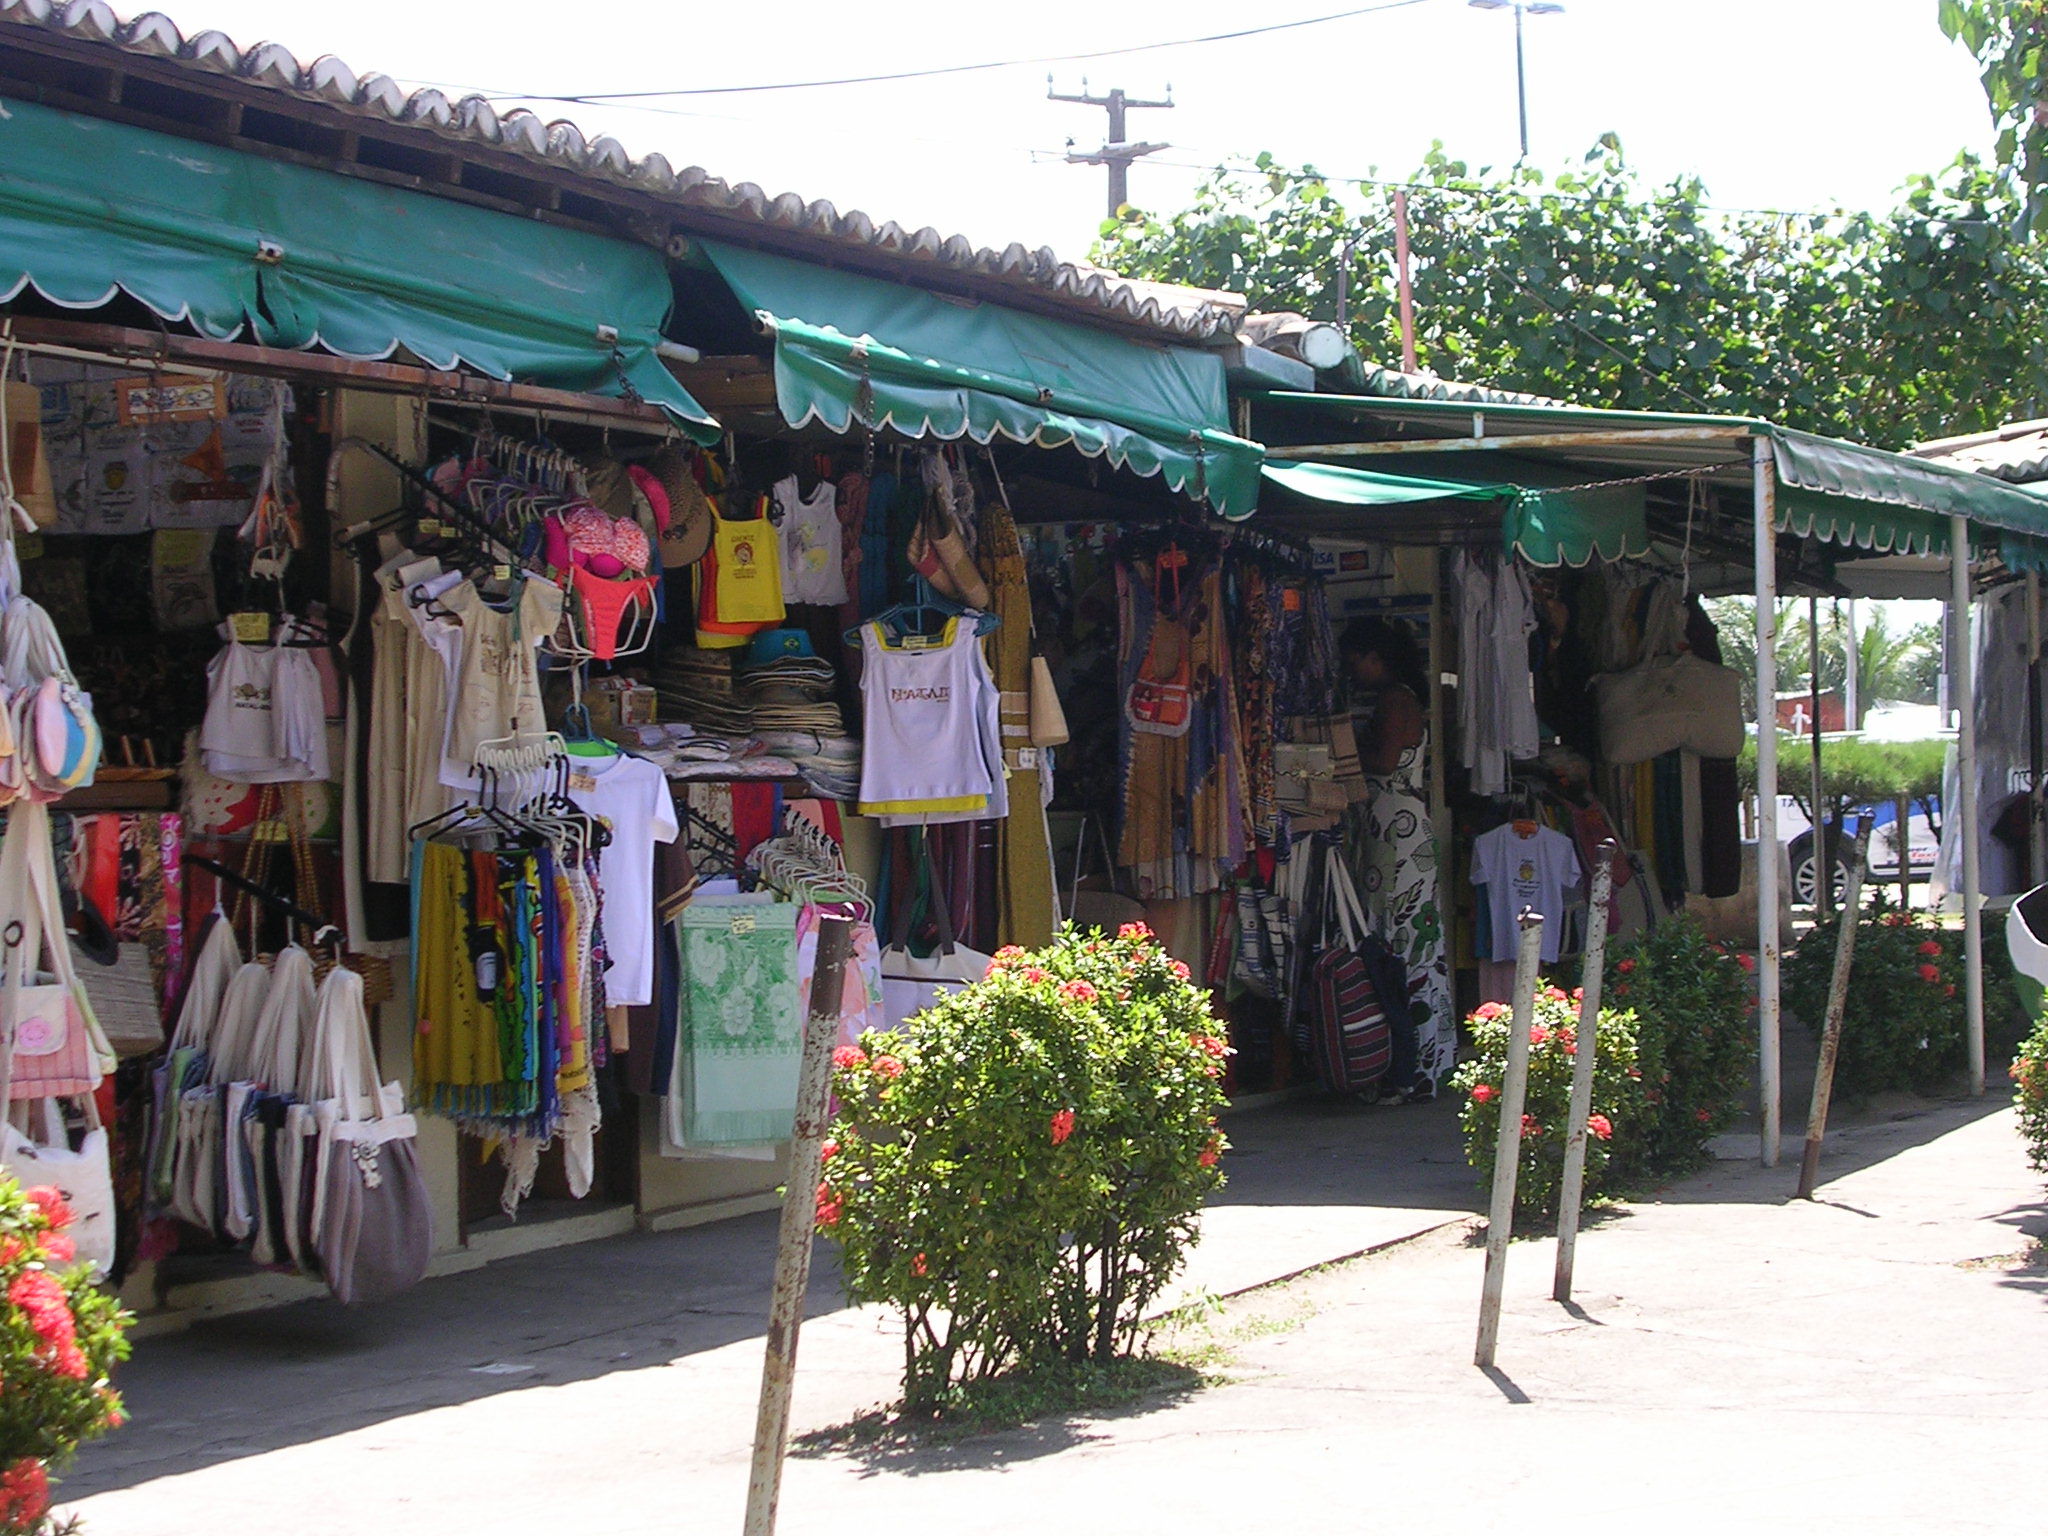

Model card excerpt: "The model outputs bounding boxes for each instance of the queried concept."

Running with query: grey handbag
[313,967,432,1305]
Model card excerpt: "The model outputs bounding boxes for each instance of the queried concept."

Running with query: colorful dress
[1352,716,1454,1086]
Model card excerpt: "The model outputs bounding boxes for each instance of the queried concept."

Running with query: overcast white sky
[155,0,1992,263]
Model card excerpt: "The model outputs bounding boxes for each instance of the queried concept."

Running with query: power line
[491,0,1437,102]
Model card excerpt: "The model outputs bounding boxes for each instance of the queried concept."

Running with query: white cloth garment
[1454,552,1540,795]
[1470,822,1583,963]
[200,622,330,784]
[771,475,848,606]
[856,618,1005,823]
[564,752,679,1008]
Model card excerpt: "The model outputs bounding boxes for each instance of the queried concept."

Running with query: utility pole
[1048,77,1173,218]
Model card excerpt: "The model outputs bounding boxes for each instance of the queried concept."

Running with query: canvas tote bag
[315,964,432,1305]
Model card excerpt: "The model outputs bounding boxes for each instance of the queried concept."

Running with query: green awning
[1261,458,1509,506]
[1260,454,1647,566]
[700,240,1262,518]
[1266,392,2048,553]
[0,98,718,440]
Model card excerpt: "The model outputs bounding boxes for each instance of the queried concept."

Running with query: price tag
[229,611,272,644]
[728,912,757,937]
[1281,588,1303,613]
[492,564,513,582]
[568,772,598,793]
[418,518,443,539]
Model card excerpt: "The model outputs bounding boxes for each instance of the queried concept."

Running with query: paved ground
[61,1081,2047,1536]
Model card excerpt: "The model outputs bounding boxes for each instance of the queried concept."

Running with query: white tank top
[856,619,1000,817]
[200,625,330,784]
[772,475,848,606]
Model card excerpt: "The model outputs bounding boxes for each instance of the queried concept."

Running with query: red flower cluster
[1616,958,1637,975]
[1168,959,1193,982]
[1050,1109,1076,1146]
[1917,939,1943,957]
[1471,1001,1506,1023]
[1530,1024,1550,1047]
[814,1182,843,1228]
[1062,979,1099,1003]
[1117,922,1153,943]
[911,1253,929,1278]
[1021,967,1052,986]
[872,1055,904,1080]
[819,1138,840,1162]
[1520,1114,1544,1138]
[9,1269,86,1379]
[1198,1134,1223,1169]
[1918,963,1941,983]
[0,1459,48,1530]
[832,1045,868,1070]
[1695,1107,1713,1125]
[1735,952,1756,973]
[1470,1083,1498,1104]
[1188,1034,1229,1066]
[1586,1114,1613,1142]
[25,1187,72,1232]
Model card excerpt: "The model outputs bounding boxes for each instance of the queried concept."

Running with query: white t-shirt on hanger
[1470,822,1582,963]
[564,751,679,1008]
[199,621,330,784]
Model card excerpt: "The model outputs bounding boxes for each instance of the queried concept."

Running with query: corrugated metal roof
[1912,419,2048,485]
[0,0,1245,344]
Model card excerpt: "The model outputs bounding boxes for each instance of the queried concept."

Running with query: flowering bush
[1450,987,1640,1223]
[0,1175,130,1533]
[1783,898,1976,1097]
[821,923,1229,1410]
[1600,916,1754,1178]
[2015,1012,2048,1175]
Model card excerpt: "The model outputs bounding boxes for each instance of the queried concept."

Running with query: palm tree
[1703,598,1938,726]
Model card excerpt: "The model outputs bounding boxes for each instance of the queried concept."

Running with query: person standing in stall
[1340,618,1453,1098]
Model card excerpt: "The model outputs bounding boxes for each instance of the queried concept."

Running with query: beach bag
[879,854,992,1029]
[147,915,241,1207]
[314,961,431,1305]
[0,803,112,1102]
[0,1097,112,1280]
[1595,653,1743,764]
[1309,856,1393,1094]
[241,946,314,1264]
[169,957,269,1234]
[1126,555,1195,737]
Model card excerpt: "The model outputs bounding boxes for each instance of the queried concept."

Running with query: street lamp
[1470,0,1565,161]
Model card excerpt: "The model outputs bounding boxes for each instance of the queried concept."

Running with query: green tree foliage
[1939,1,2048,234]
[1098,142,2048,448]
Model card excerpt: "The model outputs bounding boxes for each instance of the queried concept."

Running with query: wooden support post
[1798,824,1870,1200]
[1554,845,1618,1303]
[742,914,853,1536]
[1476,910,1545,1369]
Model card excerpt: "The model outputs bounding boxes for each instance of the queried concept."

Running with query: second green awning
[0,97,718,441]
[1259,456,1649,565]
[700,240,1263,518]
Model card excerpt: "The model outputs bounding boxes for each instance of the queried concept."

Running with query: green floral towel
[673,901,802,1146]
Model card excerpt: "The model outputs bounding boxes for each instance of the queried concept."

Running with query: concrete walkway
[63,1086,2046,1535]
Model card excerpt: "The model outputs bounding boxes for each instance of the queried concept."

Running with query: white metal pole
[743,915,854,1536]
[2028,572,2044,884]
[1753,437,1783,1166]
[1554,845,1617,1303]
[1843,597,1859,729]
[1476,910,1545,1370]
[1950,514,1985,1096]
